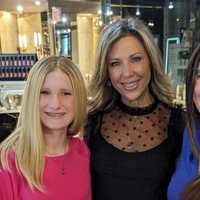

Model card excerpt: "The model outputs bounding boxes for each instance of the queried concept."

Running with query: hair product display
[0,54,37,81]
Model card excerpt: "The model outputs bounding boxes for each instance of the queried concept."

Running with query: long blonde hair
[88,18,173,113]
[0,56,87,191]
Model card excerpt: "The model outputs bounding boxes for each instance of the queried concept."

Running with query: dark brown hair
[185,44,200,160]
[182,43,200,200]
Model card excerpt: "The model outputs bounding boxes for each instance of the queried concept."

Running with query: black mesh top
[85,100,184,200]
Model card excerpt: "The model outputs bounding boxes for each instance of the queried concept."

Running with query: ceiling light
[52,20,56,25]
[136,8,141,16]
[35,1,41,6]
[99,20,103,26]
[148,21,155,27]
[106,10,113,16]
[16,5,24,13]
[98,9,102,15]
[168,2,174,9]
[62,16,67,23]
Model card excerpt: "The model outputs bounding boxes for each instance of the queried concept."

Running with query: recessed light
[136,8,141,16]
[168,2,174,9]
[99,20,103,26]
[148,21,155,27]
[62,16,67,23]
[98,9,102,15]
[35,1,41,6]
[16,5,24,13]
[106,10,113,16]
[52,20,56,25]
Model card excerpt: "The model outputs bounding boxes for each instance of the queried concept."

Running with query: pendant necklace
[61,155,66,175]
[46,141,69,176]
[60,143,69,175]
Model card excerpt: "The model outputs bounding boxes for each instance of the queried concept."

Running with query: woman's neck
[122,92,154,108]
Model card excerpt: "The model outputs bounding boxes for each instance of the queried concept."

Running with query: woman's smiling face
[107,36,152,107]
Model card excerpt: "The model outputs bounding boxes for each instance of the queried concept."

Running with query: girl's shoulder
[68,136,90,157]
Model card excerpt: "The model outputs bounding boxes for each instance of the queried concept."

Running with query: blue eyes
[131,56,142,62]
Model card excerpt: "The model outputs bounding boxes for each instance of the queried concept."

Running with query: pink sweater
[0,137,91,200]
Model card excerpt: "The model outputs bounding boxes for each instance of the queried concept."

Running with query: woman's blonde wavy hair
[0,56,87,191]
[88,17,173,113]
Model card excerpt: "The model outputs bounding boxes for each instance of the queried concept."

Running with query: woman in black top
[85,18,184,200]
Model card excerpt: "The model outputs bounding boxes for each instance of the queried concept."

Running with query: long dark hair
[182,43,200,200]
[186,44,200,160]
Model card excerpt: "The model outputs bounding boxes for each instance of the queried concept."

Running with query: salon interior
[0,0,200,140]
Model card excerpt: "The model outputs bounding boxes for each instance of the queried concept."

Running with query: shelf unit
[0,53,37,81]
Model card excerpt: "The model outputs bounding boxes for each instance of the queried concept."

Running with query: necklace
[60,155,66,175]
[60,141,70,175]
[45,141,69,175]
